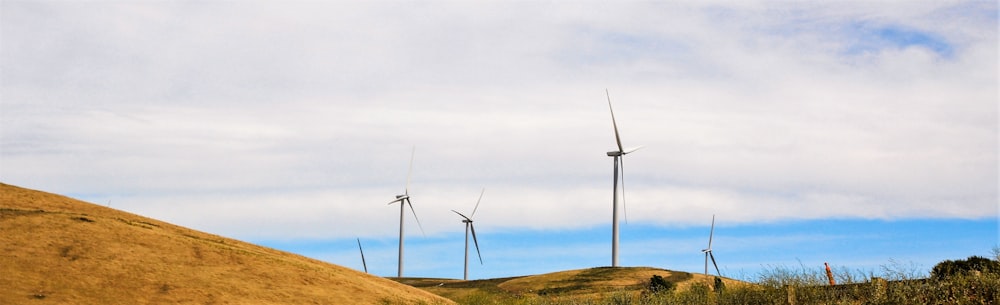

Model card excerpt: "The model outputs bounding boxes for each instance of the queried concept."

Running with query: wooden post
[784,285,797,305]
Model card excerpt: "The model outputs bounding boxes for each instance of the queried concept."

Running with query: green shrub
[931,256,1000,279]
[646,275,675,294]
[713,277,725,293]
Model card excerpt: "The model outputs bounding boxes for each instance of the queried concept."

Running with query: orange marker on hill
[825,262,836,285]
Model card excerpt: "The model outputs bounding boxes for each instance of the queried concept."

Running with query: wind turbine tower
[605,89,642,267]
[388,147,425,277]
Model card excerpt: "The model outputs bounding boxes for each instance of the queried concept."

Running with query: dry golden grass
[0,183,453,305]
[498,267,742,298]
[500,267,668,294]
[394,267,748,303]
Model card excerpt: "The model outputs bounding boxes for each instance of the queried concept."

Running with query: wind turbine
[388,147,425,278]
[451,188,485,280]
[606,89,642,267]
[702,214,721,277]
[357,238,368,274]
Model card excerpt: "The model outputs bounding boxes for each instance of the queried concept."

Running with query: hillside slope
[0,183,452,305]
[398,266,745,302]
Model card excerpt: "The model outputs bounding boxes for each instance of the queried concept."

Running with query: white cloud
[1,1,995,240]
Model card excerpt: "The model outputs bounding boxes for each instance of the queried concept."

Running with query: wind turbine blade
[388,198,404,205]
[606,89,624,153]
[470,188,485,218]
[405,146,415,195]
[470,223,483,264]
[451,210,471,221]
[407,198,425,236]
[710,252,721,277]
[357,238,368,273]
[708,214,715,248]
[623,145,644,154]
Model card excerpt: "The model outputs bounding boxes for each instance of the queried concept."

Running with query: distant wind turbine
[357,238,368,274]
[605,89,642,267]
[702,215,722,277]
[451,188,485,281]
[388,146,425,278]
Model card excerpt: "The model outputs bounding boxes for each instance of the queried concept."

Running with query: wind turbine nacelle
[395,194,408,199]
[607,151,623,157]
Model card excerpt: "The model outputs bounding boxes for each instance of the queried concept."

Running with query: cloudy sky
[2,1,997,280]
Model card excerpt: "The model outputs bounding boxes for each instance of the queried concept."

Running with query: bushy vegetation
[646,275,675,293]
[454,257,1000,305]
[931,256,1000,279]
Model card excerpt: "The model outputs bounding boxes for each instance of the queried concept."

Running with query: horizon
[253,218,998,281]
[2,1,997,282]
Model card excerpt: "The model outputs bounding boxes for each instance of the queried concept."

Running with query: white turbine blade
[388,197,405,205]
[470,223,483,264]
[606,89,624,153]
[623,145,644,154]
[710,252,721,277]
[407,198,425,236]
[470,188,485,218]
[707,214,716,248]
[451,210,471,221]
[405,146,415,195]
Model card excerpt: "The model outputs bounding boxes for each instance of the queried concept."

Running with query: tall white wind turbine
[702,215,721,277]
[606,89,642,267]
[451,188,485,281]
[388,147,425,278]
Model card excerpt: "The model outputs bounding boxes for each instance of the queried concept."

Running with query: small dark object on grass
[648,275,675,293]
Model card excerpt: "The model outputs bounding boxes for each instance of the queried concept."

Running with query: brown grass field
[0,183,453,305]
[395,266,747,303]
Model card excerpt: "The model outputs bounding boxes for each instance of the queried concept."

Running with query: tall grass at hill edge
[456,260,1000,305]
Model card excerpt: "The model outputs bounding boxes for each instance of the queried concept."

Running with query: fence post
[784,285,796,305]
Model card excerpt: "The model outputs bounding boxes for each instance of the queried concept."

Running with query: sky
[1,1,997,280]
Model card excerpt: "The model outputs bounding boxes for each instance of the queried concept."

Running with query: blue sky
[2,1,997,281]
[254,218,998,280]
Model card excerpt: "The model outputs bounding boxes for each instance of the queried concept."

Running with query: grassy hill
[0,183,453,304]
[395,266,745,303]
